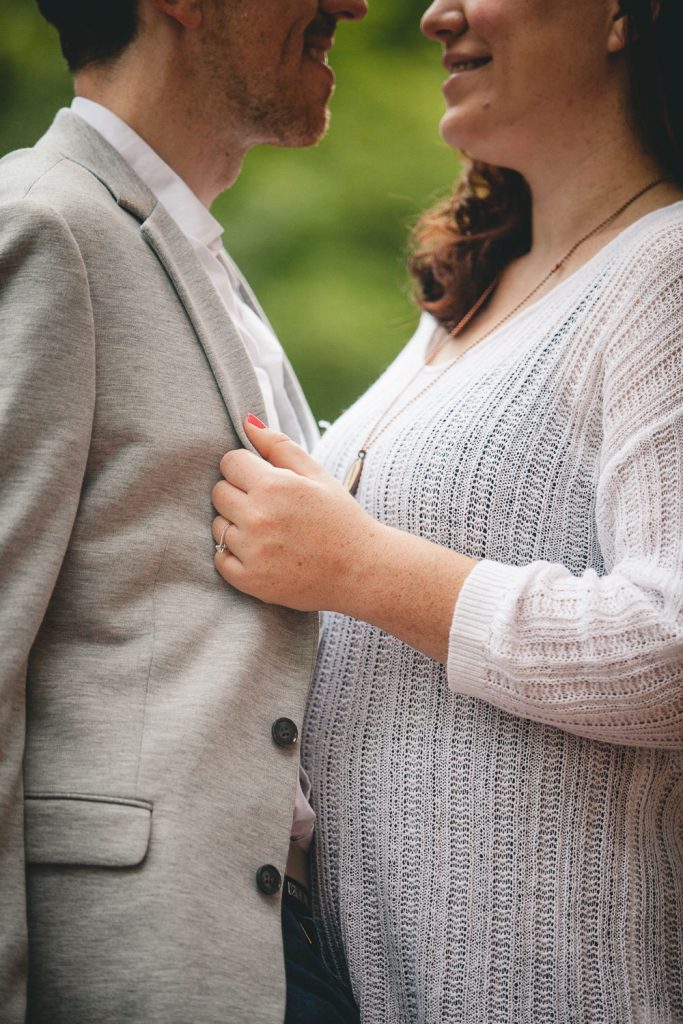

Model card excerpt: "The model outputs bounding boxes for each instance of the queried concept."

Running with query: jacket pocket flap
[25,795,152,867]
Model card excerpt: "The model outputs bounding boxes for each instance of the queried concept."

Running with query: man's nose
[321,0,368,22]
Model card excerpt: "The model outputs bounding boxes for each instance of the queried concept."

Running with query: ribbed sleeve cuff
[447,559,523,698]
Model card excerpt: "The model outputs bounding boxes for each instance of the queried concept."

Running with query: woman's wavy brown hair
[409,0,683,328]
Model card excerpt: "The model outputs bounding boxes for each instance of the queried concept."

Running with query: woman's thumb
[245,413,324,479]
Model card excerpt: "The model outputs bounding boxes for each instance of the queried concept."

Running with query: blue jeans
[282,877,360,1024]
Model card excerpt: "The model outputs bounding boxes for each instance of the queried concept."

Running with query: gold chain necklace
[343,178,666,496]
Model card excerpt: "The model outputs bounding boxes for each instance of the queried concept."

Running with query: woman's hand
[213,415,476,660]
[211,415,382,612]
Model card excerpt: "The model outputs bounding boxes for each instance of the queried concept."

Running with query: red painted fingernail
[247,413,266,429]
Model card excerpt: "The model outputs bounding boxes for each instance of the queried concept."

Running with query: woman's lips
[442,56,492,94]
[450,57,491,72]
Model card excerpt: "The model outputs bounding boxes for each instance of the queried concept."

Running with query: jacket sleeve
[447,252,683,749]
[0,198,96,1019]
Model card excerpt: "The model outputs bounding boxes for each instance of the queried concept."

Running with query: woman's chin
[439,114,517,170]
[438,112,484,157]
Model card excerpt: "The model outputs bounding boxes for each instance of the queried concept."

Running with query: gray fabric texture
[0,109,318,1024]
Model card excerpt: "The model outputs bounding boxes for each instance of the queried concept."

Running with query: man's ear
[149,0,203,30]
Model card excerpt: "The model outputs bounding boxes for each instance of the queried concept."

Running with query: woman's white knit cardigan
[302,203,683,1024]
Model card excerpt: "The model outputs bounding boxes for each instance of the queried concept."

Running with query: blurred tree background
[0,0,461,421]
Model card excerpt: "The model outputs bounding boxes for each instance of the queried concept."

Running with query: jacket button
[256,864,282,896]
[271,717,299,748]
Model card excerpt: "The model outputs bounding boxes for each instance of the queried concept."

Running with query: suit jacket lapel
[225,258,320,451]
[140,204,267,449]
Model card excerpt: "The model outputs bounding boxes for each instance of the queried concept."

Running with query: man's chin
[276,106,331,149]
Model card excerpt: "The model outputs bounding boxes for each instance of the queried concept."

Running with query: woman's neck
[430,140,681,364]
[520,132,675,266]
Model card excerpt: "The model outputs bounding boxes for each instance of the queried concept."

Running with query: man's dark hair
[36,0,139,73]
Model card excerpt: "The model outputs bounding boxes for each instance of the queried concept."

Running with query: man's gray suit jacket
[0,110,319,1024]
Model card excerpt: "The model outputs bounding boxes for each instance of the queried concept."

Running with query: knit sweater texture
[302,203,683,1024]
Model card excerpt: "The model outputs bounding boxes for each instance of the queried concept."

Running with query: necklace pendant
[344,450,366,496]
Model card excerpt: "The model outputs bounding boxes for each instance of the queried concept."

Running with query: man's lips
[304,37,333,66]
[306,46,330,65]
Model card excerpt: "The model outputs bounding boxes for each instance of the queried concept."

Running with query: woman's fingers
[212,517,250,593]
[212,478,249,525]
[212,515,236,552]
[211,480,247,562]
[244,415,326,480]
[212,515,249,570]
[218,420,328,502]
[219,448,269,493]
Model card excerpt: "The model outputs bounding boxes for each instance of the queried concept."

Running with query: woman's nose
[421,0,467,41]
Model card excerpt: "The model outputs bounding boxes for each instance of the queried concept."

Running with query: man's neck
[75,70,246,207]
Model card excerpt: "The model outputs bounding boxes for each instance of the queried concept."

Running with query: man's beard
[243,87,333,149]
[277,106,331,148]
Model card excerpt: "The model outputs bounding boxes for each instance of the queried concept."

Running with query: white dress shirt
[70,97,315,851]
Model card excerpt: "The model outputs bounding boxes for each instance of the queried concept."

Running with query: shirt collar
[70,97,224,251]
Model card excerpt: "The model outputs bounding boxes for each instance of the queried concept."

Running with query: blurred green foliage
[0,1,460,420]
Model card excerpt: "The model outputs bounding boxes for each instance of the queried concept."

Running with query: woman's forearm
[339,519,477,663]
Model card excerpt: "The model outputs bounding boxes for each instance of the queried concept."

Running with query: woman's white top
[303,202,683,1023]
